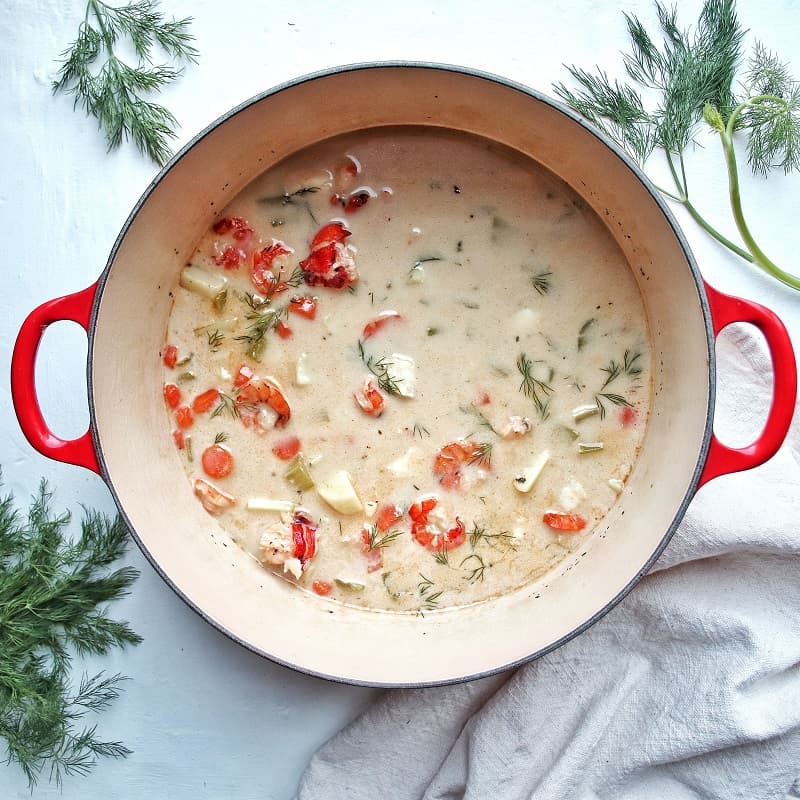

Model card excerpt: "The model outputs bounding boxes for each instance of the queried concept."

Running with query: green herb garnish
[531,269,552,295]
[258,186,320,224]
[235,304,288,361]
[516,353,553,420]
[206,329,224,352]
[0,478,141,787]
[460,404,500,437]
[600,349,643,389]
[594,392,633,420]
[468,522,515,550]
[577,318,596,351]
[554,0,800,290]
[468,442,494,469]
[460,553,487,584]
[52,0,198,166]
[417,573,443,609]
[357,340,402,396]
[364,525,402,551]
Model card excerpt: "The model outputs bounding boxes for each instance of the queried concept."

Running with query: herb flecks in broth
[162,128,651,612]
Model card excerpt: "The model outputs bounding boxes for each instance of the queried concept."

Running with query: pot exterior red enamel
[10,65,797,686]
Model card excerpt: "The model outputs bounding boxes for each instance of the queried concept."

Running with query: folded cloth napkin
[297,324,800,800]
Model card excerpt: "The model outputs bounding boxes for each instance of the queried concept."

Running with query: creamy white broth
[162,127,651,613]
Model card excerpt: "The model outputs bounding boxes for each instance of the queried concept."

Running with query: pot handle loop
[698,281,797,488]
[10,283,101,475]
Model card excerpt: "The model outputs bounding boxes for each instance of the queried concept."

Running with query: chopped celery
[572,403,599,422]
[334,578,366,593]
[180,265,227,299]
[212,289,228,312]
[285,456,315,491]
[578,442,604,454]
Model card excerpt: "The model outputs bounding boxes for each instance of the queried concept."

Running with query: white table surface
[2,1,798,796]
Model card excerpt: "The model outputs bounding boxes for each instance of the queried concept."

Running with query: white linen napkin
[297,324,800,800]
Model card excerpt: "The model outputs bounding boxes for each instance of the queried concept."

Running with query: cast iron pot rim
[86,61,716,688]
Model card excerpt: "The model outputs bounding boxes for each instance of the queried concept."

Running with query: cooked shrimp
[408,496,465,551]
[353,376,385,417]
[194,478,235,515]
[433,440,487,489]
[237,376,291,428]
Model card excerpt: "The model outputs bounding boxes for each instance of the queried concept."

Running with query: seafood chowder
[161,128,650,613]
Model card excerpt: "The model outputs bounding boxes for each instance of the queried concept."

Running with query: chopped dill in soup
[161,127,650,613]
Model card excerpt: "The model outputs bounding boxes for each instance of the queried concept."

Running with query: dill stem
[717,97,800,291]
[664,149,754,263]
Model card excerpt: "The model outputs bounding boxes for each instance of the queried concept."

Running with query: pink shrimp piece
[237,377,291,428]
[194,478,235,515]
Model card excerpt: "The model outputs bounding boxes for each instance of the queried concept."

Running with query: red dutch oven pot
[10,65,798,686]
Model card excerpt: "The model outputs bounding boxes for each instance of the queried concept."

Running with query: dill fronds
[516,353,553,420]
[357,340,402,396]
[52,0,198,166]
[365,526,402,551]
[554,0,800,290]
[0,478,141,787]
[531,270,552,295]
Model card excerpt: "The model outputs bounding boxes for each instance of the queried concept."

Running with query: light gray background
[1,0,798,797]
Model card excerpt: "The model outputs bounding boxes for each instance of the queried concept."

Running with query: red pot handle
[10,283,101,475]
[698,281,797,488]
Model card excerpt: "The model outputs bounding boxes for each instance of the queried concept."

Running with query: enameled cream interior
[163,127,651,613]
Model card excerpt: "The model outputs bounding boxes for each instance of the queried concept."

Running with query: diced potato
[194,317,240,334]
[180,266,227,300]
[513,450,550,493]
[388,353,416,398]
[608,478,624,494]
[334,578,366,592]
[295,352,312,386]
[316,471,363,515]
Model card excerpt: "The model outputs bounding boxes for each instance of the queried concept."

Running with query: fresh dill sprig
[259,186,321,206]
[210,391,245,420]
[258,186,320,224]
[206,329,224,352]
[235,304,288,361]
[459,404,500,437]
[599,349,643,389]
[531,269,552,295]
[577,318,596,351]
[0,478,141,788]
[213,432,228,445]
[432,548,450,567]
[417,573,443,609]
[594,392,633,420]
[412,422,431,439]
[516,353,553,420]
[554,0,800,291]
[283,266,306,289]
[357,340,402,396]
[468,442,494,469]
[365,525,403,551]
[460,553,487,584]
[468,522,515,550]
[52,0,198,166]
